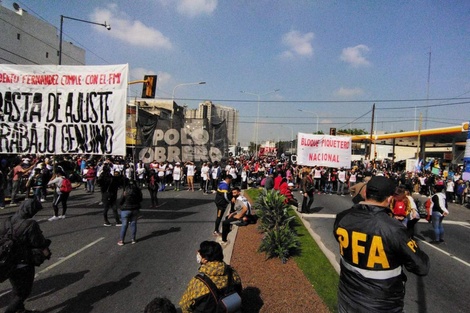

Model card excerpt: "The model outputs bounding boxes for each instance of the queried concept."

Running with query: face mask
[196,253,202,264]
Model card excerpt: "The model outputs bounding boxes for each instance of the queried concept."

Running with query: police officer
[333,176,429,313]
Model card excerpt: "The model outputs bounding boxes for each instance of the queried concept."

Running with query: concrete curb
[295,210,341,275]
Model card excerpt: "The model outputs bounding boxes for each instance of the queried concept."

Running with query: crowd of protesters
[1,153,469,210]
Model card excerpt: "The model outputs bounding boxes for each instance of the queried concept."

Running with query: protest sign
[296,133,352,168]
[0,64,128,155]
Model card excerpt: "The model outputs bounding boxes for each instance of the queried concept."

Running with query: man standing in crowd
[333,176,429,313]
[213,174,232,236]
[46,170,69,221]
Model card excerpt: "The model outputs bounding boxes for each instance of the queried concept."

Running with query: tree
[338,128,368,135]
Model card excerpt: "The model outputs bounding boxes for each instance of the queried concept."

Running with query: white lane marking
[305,213,470,227]
[303,213,470,267]
[35,237,105,277]
[419,239,470,267]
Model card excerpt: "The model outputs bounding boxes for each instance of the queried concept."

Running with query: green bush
[254,189,299,263]
[255,189,293,232]
[258,221,300,264]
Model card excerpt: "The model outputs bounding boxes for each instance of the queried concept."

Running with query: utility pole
[366,103,375,160]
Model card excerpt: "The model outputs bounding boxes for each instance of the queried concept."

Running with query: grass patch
[244,187,339,312]
[289,209,338,312]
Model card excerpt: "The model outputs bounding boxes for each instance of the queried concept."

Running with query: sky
[4,0,470,146]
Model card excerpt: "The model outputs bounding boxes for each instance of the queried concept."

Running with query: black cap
[366,176,396,198]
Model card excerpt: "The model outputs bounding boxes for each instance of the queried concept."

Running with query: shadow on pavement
[137,227,181,243]
[40,271,140,313]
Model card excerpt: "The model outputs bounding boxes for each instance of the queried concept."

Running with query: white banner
[0,64,128,155]
[296,133,352,168]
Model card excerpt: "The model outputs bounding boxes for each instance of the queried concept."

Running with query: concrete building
[0,2,84,65]
[185,101,239,146]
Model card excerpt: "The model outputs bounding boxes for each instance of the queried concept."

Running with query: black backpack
[195,266,242,313]
[0,218,26,282]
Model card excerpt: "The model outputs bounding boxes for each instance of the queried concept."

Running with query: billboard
[296,133,352,168]
[0,64,128,155]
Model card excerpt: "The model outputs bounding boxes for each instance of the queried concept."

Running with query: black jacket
[334,203,429,313]
[0,199,51,266]
[120,184,143,210]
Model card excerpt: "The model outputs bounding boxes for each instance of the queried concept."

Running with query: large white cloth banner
[0,64,128,155]
[296,133,352,168]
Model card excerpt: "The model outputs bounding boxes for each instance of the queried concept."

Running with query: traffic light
[329,128,336,136]
[141,75,157,98]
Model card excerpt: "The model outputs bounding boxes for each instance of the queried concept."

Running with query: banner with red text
[296,133,352,168]
[0,64,128,155]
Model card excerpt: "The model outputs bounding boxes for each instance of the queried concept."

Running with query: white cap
[288,183,294,187]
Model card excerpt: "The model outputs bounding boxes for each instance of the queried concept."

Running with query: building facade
[0,2,84,65]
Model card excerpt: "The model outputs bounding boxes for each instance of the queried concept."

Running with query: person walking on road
[430,180,449,243]
[118,180,143,246]
[213,174,232,236]
[102,170,124,226]
[333,176,429,313]
[300,171,314,213]
[0,198,52,313]
[46,170,69,221]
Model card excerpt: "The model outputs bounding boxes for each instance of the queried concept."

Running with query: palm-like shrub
[255,189,293,232]
[255,189,299,263]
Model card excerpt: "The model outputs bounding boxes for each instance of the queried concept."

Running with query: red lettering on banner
[308,153,339,163]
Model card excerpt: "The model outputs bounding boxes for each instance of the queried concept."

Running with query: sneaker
[217,237,229,247]
[103,223,112,227]
[0,206,4,210]
[48,216,60,221]
[59,215,66,219]
[117,241,124,246]
[213,231,221,237]
[131,239,137,244]
[115,223,122,226]
[40,199,46,203]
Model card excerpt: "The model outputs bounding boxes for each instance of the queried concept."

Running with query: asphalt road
[296,190,470,313]
[0,186,222,312]
[1,186,469,313]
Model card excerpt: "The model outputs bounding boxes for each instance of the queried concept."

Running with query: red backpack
[60,177,72,193]
[424,198,433,222]
[393,200,407,217]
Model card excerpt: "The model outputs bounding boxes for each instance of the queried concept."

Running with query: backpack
[0,218,26,283]
[393,200,407,217]
[60,177,72,193]
[424,197,433,222]
[195,266,242,313]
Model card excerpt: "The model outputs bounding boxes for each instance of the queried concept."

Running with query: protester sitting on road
[144,297,177,313]
[218,187,250,247]
[179,241,242,313]
[333,176,429,313]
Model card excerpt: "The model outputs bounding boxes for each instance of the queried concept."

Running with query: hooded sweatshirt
[0,198,51,265]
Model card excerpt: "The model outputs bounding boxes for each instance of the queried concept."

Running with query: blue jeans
[120,210,139,241]
[431,211,445,241]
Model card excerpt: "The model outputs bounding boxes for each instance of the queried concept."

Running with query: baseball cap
[366,176,396,198]
[288,183,294,187]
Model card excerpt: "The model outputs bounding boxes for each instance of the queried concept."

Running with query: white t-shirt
[186,164,195,176]
[201,165,210,180]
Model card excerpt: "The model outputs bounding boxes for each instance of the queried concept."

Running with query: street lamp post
[171,81,206,104]
[282,125,294,152]
[59,15,111,65]
[298,109,319,133]
[240,89,279,157]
